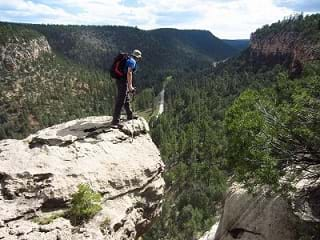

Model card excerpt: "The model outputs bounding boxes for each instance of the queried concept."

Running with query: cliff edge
[0,116,165,240]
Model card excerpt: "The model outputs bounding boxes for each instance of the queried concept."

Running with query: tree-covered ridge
[0,22,41,44]
[149,28,238,60]
[24,23,238,90]
[253,13,320,41]
[28,24,166,91]
[0,23,117,139]
[0,52,114,139]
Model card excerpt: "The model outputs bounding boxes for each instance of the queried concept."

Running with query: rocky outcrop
[0,36,51,71]
[250,32,320,62]
[213,185,297,240]
[0,116,165,240]
[249,31,320,76]
[210,177,320,240]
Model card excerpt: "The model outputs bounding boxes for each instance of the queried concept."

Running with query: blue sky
[275,0,320,12]
[0,0,319,39]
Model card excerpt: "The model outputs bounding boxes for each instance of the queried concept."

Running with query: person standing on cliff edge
[111,49,142,127]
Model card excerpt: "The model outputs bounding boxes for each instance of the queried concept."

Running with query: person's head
[131,49,142,60]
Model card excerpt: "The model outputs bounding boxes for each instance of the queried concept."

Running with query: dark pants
[112,78,132,123]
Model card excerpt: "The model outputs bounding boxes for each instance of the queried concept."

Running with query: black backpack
[110,53,128,79]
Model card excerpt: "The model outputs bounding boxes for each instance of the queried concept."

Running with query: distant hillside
[149,28,238,60]
[0,23,115,139]
[223,39,250,52]
[25,24,238,89]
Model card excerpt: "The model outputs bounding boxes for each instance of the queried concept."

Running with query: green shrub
[32,212,65,225]
[68,184,102,225]
[224,62,320,192]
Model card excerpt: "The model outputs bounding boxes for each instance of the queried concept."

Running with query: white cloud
[183,0,294,38]
[1,0,66,17]
[0,0,311,39]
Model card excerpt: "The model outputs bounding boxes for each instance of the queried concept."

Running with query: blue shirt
[124,56,137,73]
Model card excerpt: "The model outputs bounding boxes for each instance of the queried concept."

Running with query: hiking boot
[111,121,123,129]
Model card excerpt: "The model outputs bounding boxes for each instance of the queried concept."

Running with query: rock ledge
[0,116,165,240]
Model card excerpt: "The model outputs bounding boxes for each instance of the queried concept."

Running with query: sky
[0,0,319,39]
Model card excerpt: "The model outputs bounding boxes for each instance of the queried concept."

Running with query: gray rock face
[213,185,297,240]
[0,116,165,240]
[0,36,51,71]
[250,31,320,63]
[211,178,320,240]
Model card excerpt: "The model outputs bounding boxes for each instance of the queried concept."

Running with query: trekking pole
[130,90,135,143]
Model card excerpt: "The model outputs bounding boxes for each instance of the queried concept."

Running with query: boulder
[0,116,165,240]
[214,184,297,240]
[212,178,320,240]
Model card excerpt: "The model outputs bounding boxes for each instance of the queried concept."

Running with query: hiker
[111,49,142,127]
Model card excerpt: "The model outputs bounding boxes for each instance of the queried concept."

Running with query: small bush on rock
[68,184,102,225]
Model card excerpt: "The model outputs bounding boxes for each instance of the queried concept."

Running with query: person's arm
[127,67,134,92]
